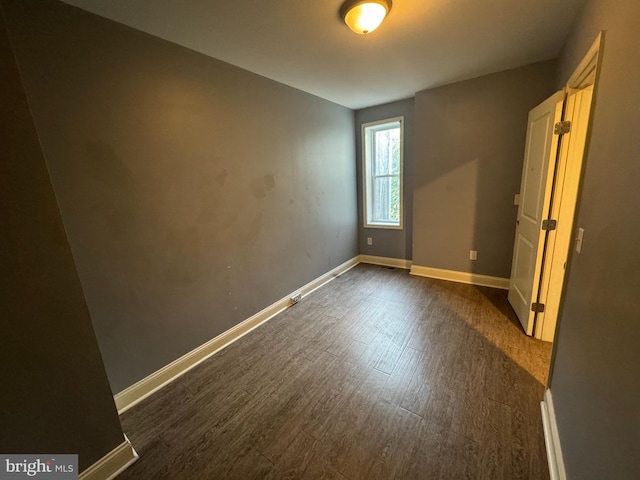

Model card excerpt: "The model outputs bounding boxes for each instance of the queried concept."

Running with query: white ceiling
[60,0,587,110]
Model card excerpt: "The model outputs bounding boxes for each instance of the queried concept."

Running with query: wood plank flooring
[118,264,552,480]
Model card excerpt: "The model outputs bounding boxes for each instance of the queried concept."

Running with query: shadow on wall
[413,157,480,272]
[412,60,557,279]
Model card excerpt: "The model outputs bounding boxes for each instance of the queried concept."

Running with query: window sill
[364,223,403,230]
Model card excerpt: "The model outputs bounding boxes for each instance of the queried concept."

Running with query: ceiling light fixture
[340,0,392,35]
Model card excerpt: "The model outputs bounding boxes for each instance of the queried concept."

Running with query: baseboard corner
[359,254,412,270]
[79,435,138,480]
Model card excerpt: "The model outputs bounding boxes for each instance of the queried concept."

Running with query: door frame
[532,32,605,341]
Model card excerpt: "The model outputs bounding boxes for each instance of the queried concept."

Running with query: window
[362,117,403,229]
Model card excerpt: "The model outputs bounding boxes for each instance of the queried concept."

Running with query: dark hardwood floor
[118,264,552,480]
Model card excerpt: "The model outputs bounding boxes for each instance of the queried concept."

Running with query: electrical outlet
[367,237,373,245]
[470,250,478,261]
[291,293,302,305]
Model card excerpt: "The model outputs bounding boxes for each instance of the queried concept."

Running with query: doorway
[508,33,604,342]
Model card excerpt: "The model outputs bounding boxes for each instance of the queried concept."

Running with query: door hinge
[542,219,557,231]
[531,302,545,313]
[554,121,571,135]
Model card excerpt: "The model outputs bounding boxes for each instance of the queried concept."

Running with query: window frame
[362,116,404,230]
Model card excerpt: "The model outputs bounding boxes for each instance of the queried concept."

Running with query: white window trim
[362,116,404,230]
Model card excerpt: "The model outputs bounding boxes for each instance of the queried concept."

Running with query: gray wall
[2,0,357,393]
[412,61,557,278]
[548,0,640,478]
[0,6,124,471]
[355,98,414,260]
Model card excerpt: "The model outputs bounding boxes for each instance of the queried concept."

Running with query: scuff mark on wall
[215,168,228,186]
[251,174,276,198]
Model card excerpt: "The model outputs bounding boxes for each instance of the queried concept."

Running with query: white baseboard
[409,265,510,290]
[114,256,359,414]
[541,389,567,480]
[79,435,138,480]
[359,255,412,270]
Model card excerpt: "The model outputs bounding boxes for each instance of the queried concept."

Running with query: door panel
[512,235,535,304]
[508,91,565,335]
[521,118,552,221]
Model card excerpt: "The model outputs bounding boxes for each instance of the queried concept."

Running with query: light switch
[514,194,520,206]
[575,228,585,254]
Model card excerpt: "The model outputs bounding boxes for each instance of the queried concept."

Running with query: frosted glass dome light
[340,0,392,35]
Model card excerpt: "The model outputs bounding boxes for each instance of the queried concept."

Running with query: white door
[508,91,565,335]
[535,85,594,341]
